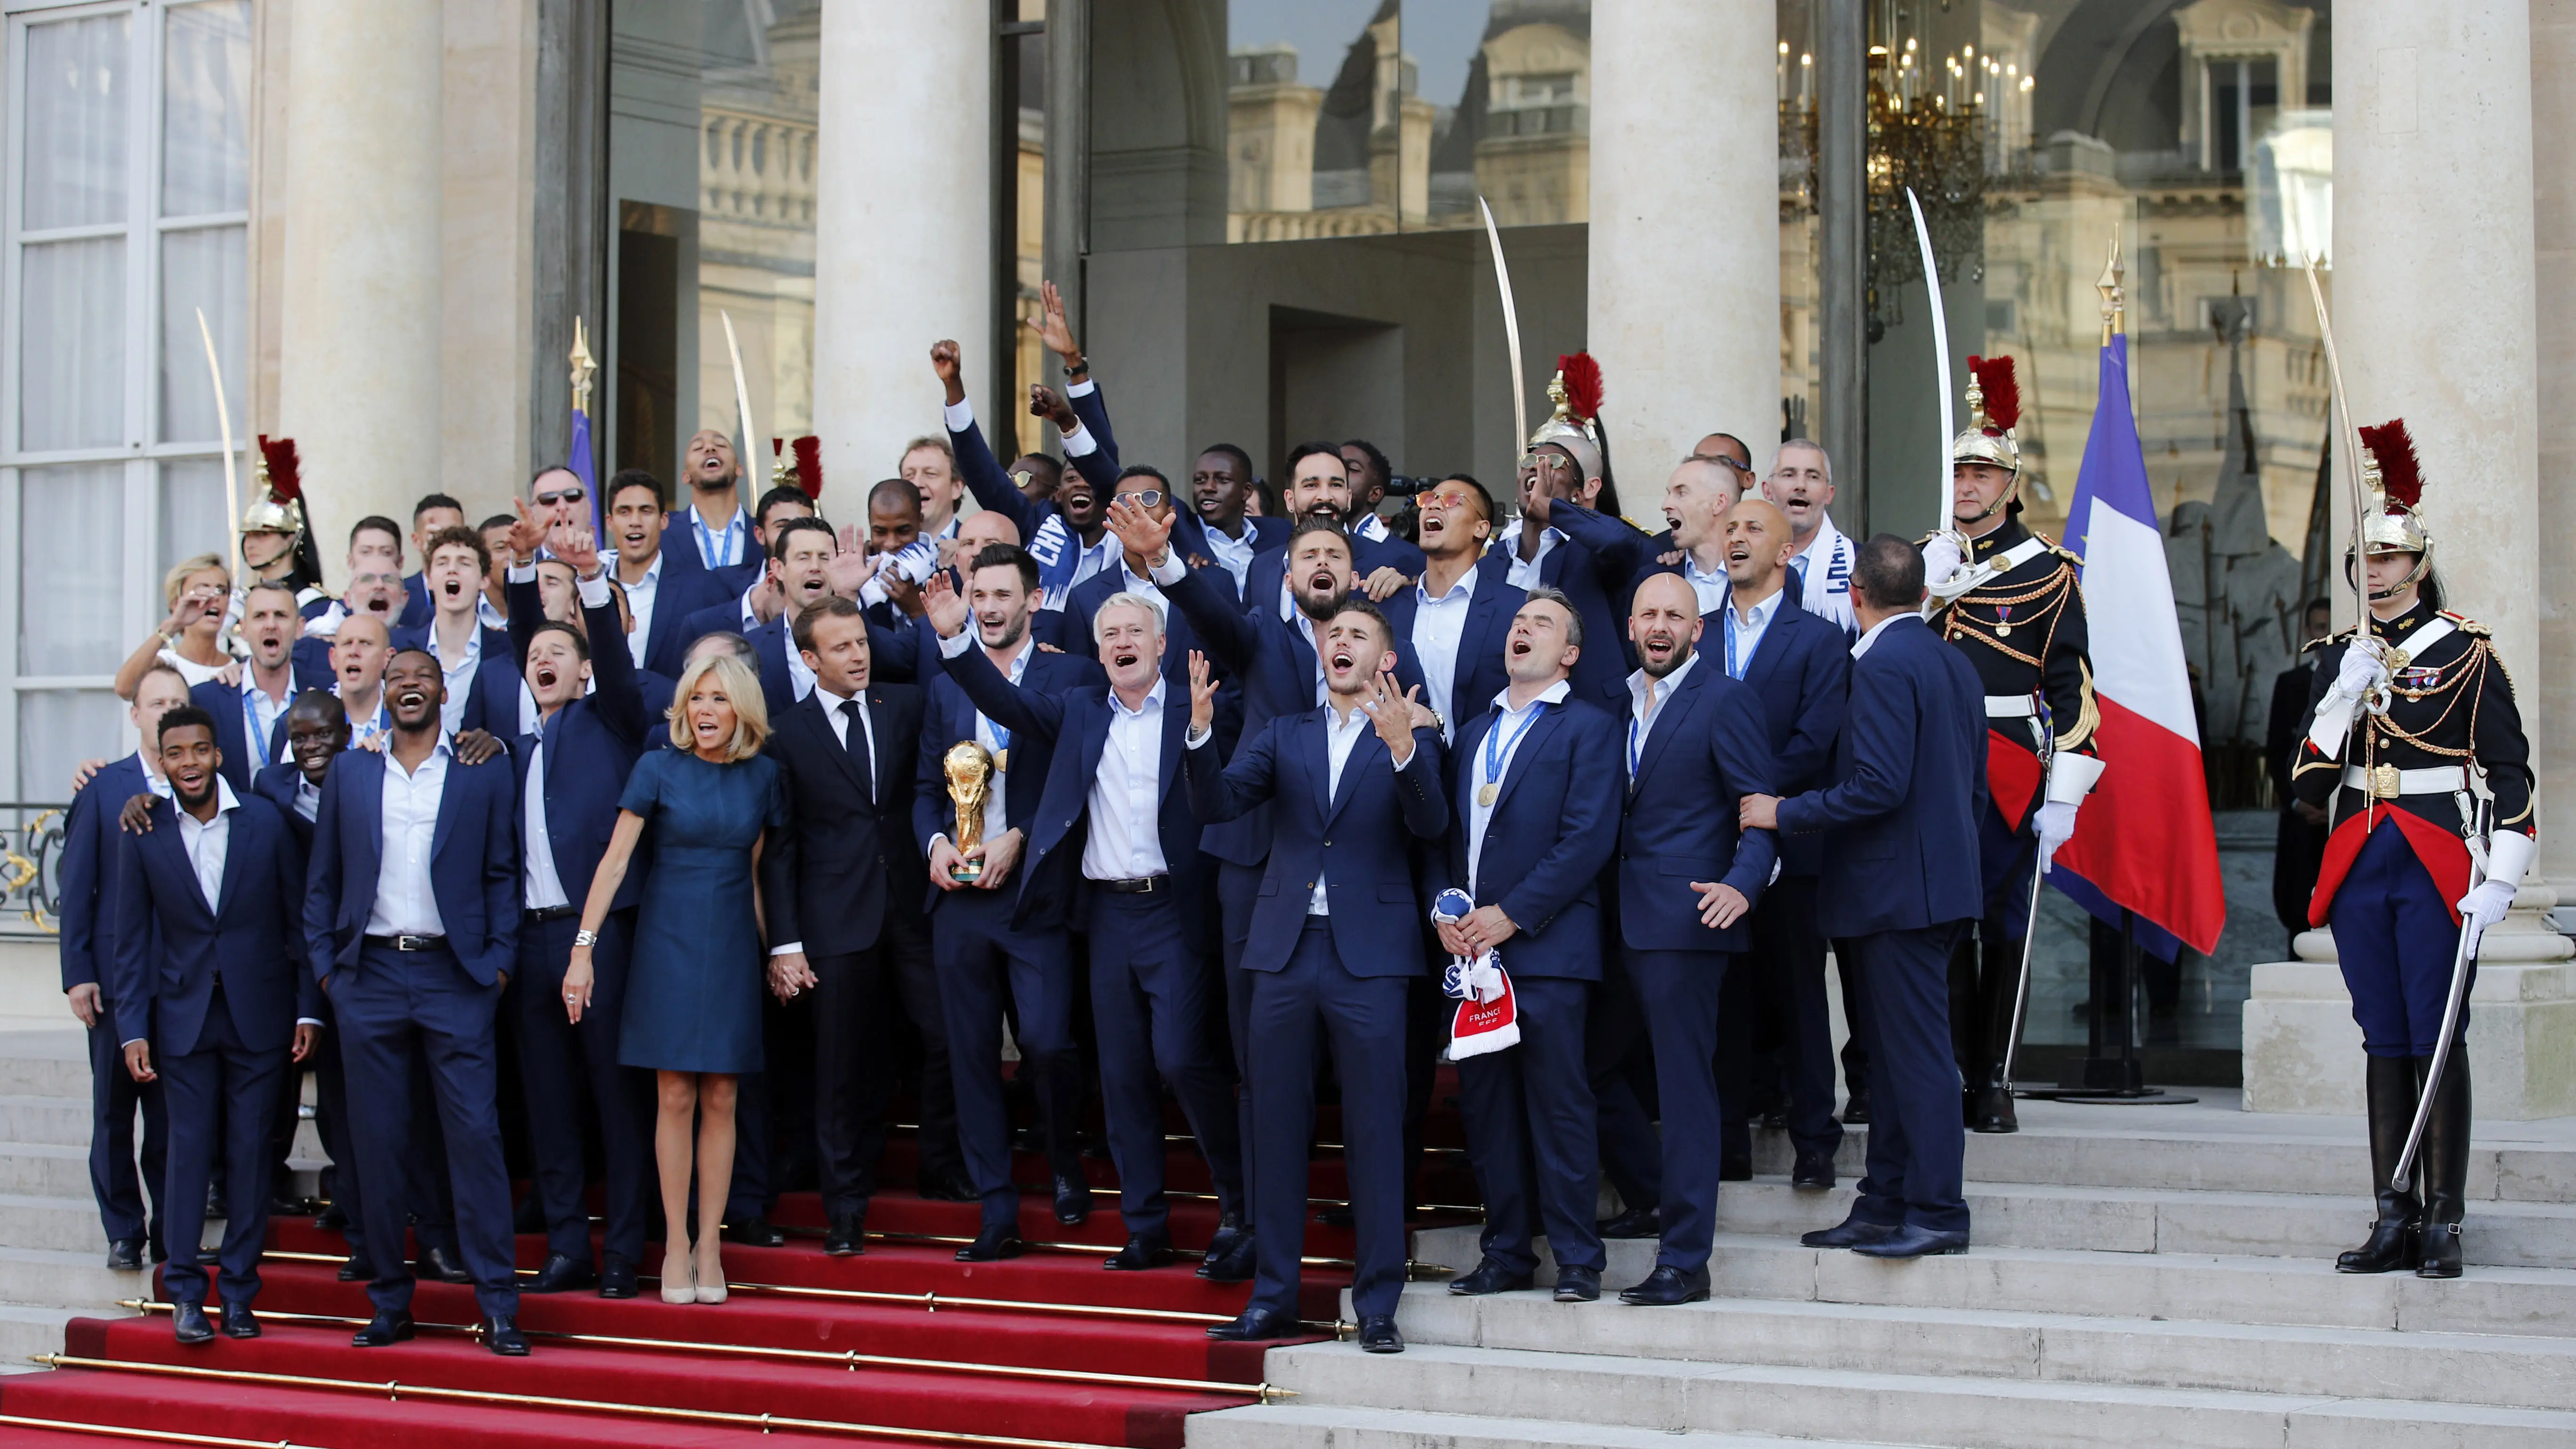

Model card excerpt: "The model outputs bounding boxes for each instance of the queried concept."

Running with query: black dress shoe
[1052,1175,1092,1226]
[204,1183,227,1220]
[105,1239,143,1271]
[598,1253,639,1299]
[1791,1151,1836,1190]
[351,1310,416,1347]
[171,1302,214,1345]
[1595,1206,1661,1240]
[481,1314,530,1356]
[220,1302,260,1339]
[1617,1264,1711,1306]
[315,1202,349,1232]
[1315,1206,1355,1228]
[824,1210,868,1256]
[524,1252,597,1293]
[723,1216,788,1248]
[417,1244,473,1284]
[1801,1215,1898,1249]
[1761,1109,1790,1130]
[954,1224,1025,1262]
[1103,1232,1172,1271]
[1446,1259,1535,1296]
[337,1255,371,1282]
[1971,1081,2019,1135]
[916,1173,978,1203]
[1198,1229,1257,1283]
[1205,1307,1301,1341]
[269,1194,316,1217]
[1553,1266,1602,1302]
[1357,1313,1403,1352]
[1839,1091,1870,1126]
[1852,1224,1970,1258]
[1718,1155,1753,1183]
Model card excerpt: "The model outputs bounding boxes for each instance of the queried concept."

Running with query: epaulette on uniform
[2438,609,2490,638]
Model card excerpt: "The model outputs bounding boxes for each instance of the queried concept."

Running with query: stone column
[275,0,444,575]
[813,0,989,524]
[2244,0,2575,1119]
[1586,0,1779,492]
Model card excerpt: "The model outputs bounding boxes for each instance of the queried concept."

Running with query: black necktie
[841,699,874,802]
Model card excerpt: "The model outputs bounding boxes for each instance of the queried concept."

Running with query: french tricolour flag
[2051,336,2228,959]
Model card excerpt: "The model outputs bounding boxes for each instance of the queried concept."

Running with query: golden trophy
[943,741,995,881]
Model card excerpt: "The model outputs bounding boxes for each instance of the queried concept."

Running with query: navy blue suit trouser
[1457,974,1604,1276]
[1088,888,1244,1236]
[514,909,653,1264]
[931,887,1076,1229]
[332,941,520,1319]
[158,987,289,1307]
[2331,824,2473,1058]
[1725,876,1844,1159]
[1623,946,1732,1274]
[1248,922,1409,1321]
[86,1012,165,1249]
[1585,954,1663,1214]
[1843,923,1971,1236]
[1216,859,1264,1227]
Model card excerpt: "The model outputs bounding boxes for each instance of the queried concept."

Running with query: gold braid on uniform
[2056,658,2101,754]
[1936,564,2075,670]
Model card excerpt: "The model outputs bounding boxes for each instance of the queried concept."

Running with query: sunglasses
[535,486,587,507]
[1517,452,1574,473]
[1689,451,1755,474]
[1117,490,1165,509]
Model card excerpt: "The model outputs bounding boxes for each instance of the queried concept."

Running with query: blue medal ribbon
[1482,701,1547,801]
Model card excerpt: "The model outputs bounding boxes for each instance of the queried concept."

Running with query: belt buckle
[2368,764,2403,800]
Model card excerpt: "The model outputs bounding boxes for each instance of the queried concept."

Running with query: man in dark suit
[197,582,318,795]
[302,649,529,1354]
[1435,588,1622,1303]
[760,597,941,1254]
[661,429,762,593]
[1179,443,1286,594]
[2267,599,2333,952]
[1749,534,1987,1259]
[929,568,1244,1272]
[1063,468,1237,687]
[1547,453,1747,625]
[109,706,319,1343]
[1705,499,1853,1189]
[608,469,734,681]
[392,526,523,738]
[913,544,1106,1258]
[59,666,190,1270]
[1489,438,1644,708]
[395,494,467,630]
[1183,598,1446,1352]
[1238,443,1426,616]
[1602,572,1779,1306]
[931,339,1123,609]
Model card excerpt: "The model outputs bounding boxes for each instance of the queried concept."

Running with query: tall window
[3,0,250,798]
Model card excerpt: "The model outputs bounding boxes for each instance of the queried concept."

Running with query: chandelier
[1790,37,1986,338]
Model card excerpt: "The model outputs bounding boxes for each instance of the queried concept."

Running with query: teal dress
[616,750,787,1075]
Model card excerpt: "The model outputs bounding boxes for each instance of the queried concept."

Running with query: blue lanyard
[1627,712,1644,778]
[692,509,741,569]
[1482,702,1547,793]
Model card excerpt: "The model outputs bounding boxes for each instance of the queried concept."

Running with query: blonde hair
[666,652,771,760]
[162,553,231,607]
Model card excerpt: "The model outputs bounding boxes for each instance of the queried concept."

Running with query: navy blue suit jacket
[1709,589,1851,878]
[1490,507,1645,708]
[1064,565,1237,686]
[512,592,650,915]
[910,630,1106,902]
[759,683,926,957]
[1159,561,1429,869]
[634,553,741,680]
[191,678,292,796]
[1378,553,1523,735]
[1779,615,1988,937]
[302,745,521,987]
[1241,532,1429,628]
[57,754,156,1039]
[389,622,522,738]
[1614,655,1779,952]
[1171,512,1287,573]
[111,793,316,1056]
[396,572,433,631]
[1184,708,1447,976]
[1441,696,1623,979]
[252,763,317,854]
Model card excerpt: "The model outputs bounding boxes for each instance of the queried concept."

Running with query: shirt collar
[185,777,243,821]
[1491,678,1572,714]
[1731,585,1784,629]
[1111,676,1168,719]
[693,505,747,537]
[813,681,864,713]
[1419,563,1479,605]
[1851,612,1910,659]
[1626,650,1698,706]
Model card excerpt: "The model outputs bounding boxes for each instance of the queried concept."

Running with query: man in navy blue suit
[59,665,189,1270]
[1065,468,1237,686]
[913,544,1106,1259]
[1546,453,1747,624]
[395,494,466,630]
[1239,443,1426,616]
[393,527,523,738]
[110,706,319,1343]
[1181,444,1285,593]
[929,576,1245,1273]
[609,469,733,681]
[1489,418,1638,708]
[195,582,315,795]
[665,428,761,588]
[1603,572,1778,1306]
[1182,598,1445,1353]
[1748,535,1986,1259]
[302,649,529,1355]
[1379,478,1521,748]
[1704,499,1853,1190]
[931,338,1122,610]
[1435,587,1622,1303]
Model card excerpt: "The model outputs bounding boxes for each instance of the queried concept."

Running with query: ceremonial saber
[2300,259,2370,631]
[1906,187,1954,538]
[2393,797,2490,1194]
[720,308,758,473]
[1479,197,1527,456]
[1998,696,2054,1090]
[194,307,242,579]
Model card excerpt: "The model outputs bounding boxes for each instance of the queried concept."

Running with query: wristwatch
[572,929,599,948]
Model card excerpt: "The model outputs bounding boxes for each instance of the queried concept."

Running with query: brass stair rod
[0,1410,334,1449]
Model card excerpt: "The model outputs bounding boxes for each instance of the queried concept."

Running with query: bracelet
[572,929,599,948]
[1066,357,1089,378]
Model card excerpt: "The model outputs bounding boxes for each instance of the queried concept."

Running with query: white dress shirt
[1409,564,1479,740]
[293,774,322,822]
[1497,519,1566,592]
[1680,552,1731,616]
[933,630,1032,837]
[1721,585,1787,679]
[1199,519,1260,590]
[1625,650,1700,782]
[367,739,452,937]
[1851,610,1908,660]
[1467,681,1569,893]
[176,778,242,914]
[1082,678,1172,882]
[615,548,664,669]
[425,621,483,737]
[239,674,291,770]
[522,728,571,911]
[687,504,750,570]
[1309,704,1376,916]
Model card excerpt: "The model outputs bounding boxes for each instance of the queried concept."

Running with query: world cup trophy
[943,741,994,881]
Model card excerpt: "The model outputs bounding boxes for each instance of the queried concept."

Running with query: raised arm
[1182,651,1278,823]
[1548,500,1654,589]
[932,339,1036,534]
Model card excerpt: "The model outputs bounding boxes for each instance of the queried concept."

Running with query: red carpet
[1,1077,1477,1448]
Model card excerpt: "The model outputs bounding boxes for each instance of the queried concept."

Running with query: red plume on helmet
[790,436,823,500]
[2357,419,2423,510]
[1555,351,1602,426]
[1966,355,2020,433]
[256,435,302,502]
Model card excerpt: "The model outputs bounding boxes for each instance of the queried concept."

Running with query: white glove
[2458,829,2536,956]
[2334,637,2389,700]
[1921,532,1973,605]
[2035,800,2079,876]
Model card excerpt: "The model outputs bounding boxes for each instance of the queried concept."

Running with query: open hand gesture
[550,523,602,578]
[1103,496,1172,565]
[1027,280,1079,364]
[1361,673,1423,757]
[825,523,879,600]
[922,570,970,639]
[1187,650,1218,734]
[507,498,550,564]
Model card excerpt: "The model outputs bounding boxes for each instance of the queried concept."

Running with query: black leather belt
[1094,875,1169,894]
[524,905,580,922]
[364,934,447,952]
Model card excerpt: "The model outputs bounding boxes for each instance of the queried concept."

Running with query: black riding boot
[2415,1053,2471,1279]
[2336,1055,2422,1273]
[1947,933,1982,1126]
[1970,932,2021,1134]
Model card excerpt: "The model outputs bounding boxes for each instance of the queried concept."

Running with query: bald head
[1721,497,1796,602]
[1663,455,1744,555]
[1627,572,1705,679]
[956,509,1020,553]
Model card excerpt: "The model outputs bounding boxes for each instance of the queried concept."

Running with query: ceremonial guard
[1921,357,2104,1134]
[2292,421,2532,1280]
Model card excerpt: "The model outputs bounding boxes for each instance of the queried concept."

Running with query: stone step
[0,1197,120,1256]
[0,1305,75,1370]
[0,1248,141,1317]
[1191,1403,1900,1449]
[0,1096,91,1149]
[0,1037,90,1100]
[1709,1175,2576,1269]
[1411,1225,2576,1339]
[0,1143,90,1199]
[1260,1340,2576,1449]
[1396,1283,2576,1415]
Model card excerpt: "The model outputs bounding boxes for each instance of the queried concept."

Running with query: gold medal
[1478,782,1499,807]
[992,747,1009,773]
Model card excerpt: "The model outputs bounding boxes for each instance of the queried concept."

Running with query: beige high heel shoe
[660,1247,696,1305]
[693,1247,727,1304]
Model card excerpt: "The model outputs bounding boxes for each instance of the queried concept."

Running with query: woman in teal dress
[564,651,784,1305]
